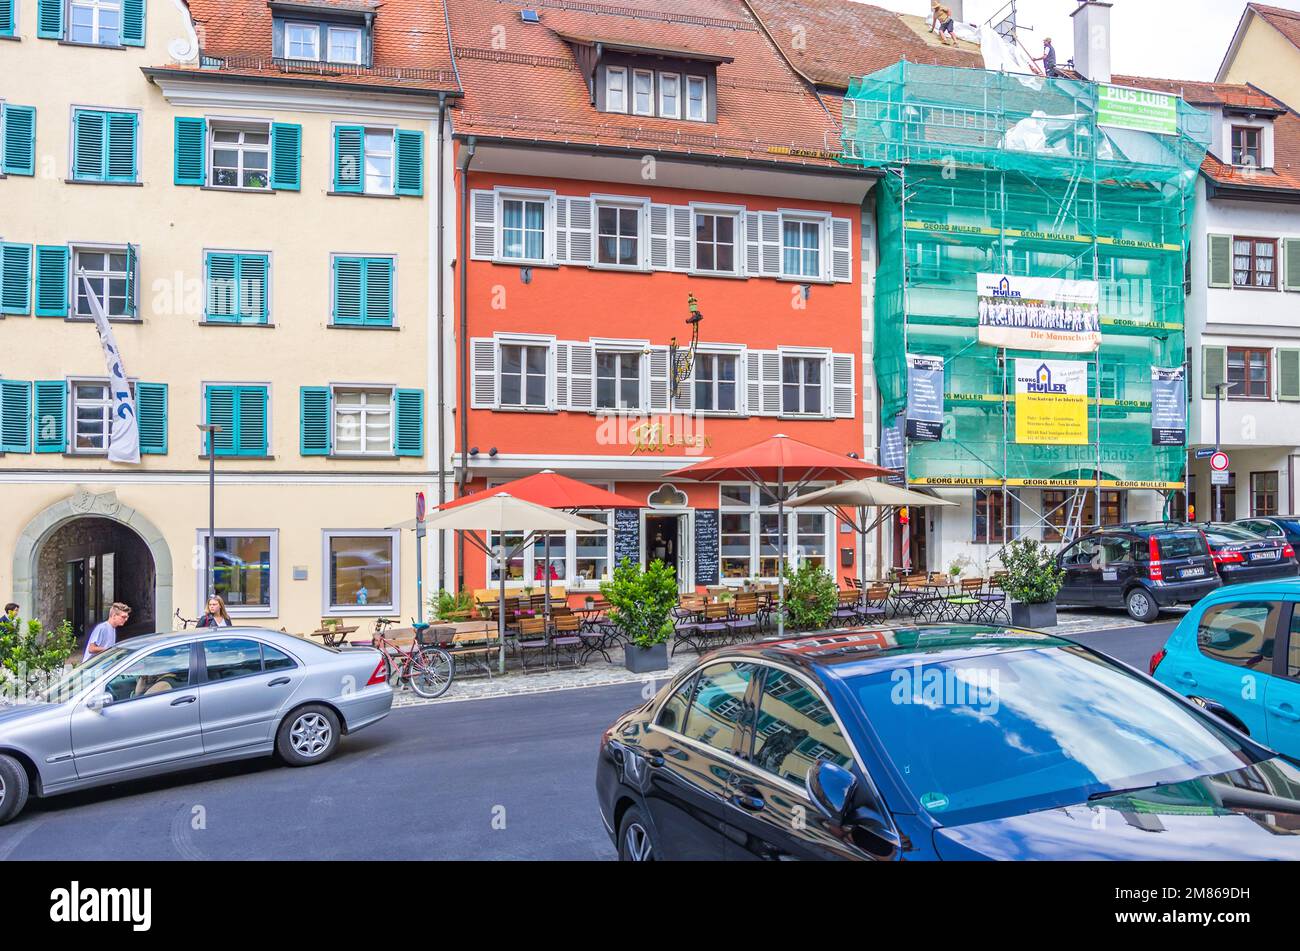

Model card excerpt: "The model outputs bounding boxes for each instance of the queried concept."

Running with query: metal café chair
[550,613,584,667]
[729,594,762,643]
[516,616,550,673]
[830,589,863,627]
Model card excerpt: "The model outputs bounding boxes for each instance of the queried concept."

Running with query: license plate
[1252,550,1280,561]
[1181,567,1205,578]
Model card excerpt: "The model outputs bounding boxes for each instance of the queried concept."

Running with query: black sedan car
[597,626,1300,860]
[1201,522,1299,585]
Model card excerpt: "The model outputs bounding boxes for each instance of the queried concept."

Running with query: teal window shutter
[394,130,424,196]
[270,123,301,191]
[72,110,105,181]
[125,243,138,317]
[106,113,138,182]
[0,0,15,37]
[136,382,168,454]
[300,386,331,455]
[332,257,394,327]
[333,125,363,192]
[204,385,236,456]
[33,380,66,453]
[2,104,36,176]
[0,243,32,314]
[363,257,393,325]
[121,0,145,45]
[237,386,269,456]
[333,256,363,324]
[34,245,69,316]
[239,254,269,323]
[0,380,32,452]
[205,252,238,322]
[174,116,206,186]
[37,0,63,38]
[393,388,424,456]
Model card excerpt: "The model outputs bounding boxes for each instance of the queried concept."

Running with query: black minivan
[1055,523,1221,622]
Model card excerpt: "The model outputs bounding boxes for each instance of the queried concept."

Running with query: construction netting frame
[841,62,1211,509]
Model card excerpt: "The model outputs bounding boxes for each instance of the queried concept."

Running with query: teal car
[1152,579,1300,755]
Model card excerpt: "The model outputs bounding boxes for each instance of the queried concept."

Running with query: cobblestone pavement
[391,607,1184,709]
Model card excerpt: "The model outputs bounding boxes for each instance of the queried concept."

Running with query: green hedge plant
[600,557,678,649]
[998,538,1064,605]
[783,561,838,631]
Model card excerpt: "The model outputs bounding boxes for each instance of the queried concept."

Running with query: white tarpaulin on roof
[978,24,1040,80]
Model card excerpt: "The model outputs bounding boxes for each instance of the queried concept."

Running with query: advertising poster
[977,273,1101,353]
[905,354,945,442]
[1098,84,1178,137]
[1014,359,1089,445]
[1151,367,1187,447]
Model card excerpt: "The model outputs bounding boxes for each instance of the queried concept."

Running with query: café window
[1231,126,1262,168]
[973,490,1019,545]
[720,483,829,580]
[1041,490,1124,542]
[198,530,278,617]
[1252,471,1279,517]
[1232,237,1277,289]
[1227,347,1271,399]
[323,530,397,614]
[487,487,612,588]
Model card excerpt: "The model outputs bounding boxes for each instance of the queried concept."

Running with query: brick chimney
[1071,1,1113,84]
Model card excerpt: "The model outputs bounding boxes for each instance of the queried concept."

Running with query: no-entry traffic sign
[1210,451,1229,472]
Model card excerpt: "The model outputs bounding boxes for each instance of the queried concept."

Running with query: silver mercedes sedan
[0,628,392,825]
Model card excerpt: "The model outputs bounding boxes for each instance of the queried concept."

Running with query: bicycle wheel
[381,651,400,688]
[408,646,454,699]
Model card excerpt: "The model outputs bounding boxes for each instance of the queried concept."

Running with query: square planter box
[624,642,669,673]
[1010,601,1057,629]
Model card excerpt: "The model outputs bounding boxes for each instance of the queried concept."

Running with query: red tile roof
[1251,3,1300,51]
[744,0,982,91]
[445,0,846,168]
[161,0,459,94]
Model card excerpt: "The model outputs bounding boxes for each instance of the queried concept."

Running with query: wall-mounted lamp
[520,267,533,284]
[469,447,480,457]
[489,447,498,457]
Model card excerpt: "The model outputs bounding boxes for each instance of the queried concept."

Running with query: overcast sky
[864,0,1300,80]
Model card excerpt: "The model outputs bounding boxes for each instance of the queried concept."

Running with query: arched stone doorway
[13,490,173,639]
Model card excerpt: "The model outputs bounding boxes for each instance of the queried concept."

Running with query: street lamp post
[1213,381,1237,522]
[197,423,223,601]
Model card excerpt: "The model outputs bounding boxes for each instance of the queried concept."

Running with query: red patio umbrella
[668,435,891,636]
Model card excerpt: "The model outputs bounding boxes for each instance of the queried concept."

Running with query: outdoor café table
[313,625,358,647]
[442,620,498,678]
[576,602,609,629]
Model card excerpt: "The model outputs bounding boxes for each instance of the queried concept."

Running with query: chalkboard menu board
[694,509,720,586]
[613,508,640,568]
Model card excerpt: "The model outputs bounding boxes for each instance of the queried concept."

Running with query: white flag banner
[80,270,140,464]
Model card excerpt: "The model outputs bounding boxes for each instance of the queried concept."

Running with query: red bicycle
[372,618,454,699]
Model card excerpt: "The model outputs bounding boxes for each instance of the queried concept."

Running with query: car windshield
[1206,525,1263,544]
[38,645,139,704]
[852,646,1260,827]
[1157,533,1207,558]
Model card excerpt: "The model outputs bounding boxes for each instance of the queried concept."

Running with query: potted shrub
[783,561,838,631]
[584,594,596,611]
[601,557,678,673]
[998,538,1064,628]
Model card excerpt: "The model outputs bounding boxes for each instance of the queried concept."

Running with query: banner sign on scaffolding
[1014,359,1090,446]
[1151,367,1187,447]
[1097,84,1178,137]
[977,273,1101,353]
[881,415,905,480]
[905,354,945,442]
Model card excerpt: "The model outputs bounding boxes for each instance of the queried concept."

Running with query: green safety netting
[840,62,1210,487]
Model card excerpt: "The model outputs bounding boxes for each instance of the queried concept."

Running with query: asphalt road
[0,618,1179,860]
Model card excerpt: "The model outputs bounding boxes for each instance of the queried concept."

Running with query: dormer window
[328,26,363,64]
[569,36,730,124]
[686,76,707,122]
[1232,125,1262,168]
[286,22,319,59]
[600,65,711,122]
[272,4,372,67]
[605,67,628,113]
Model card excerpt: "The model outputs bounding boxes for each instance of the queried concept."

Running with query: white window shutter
[649,204,670,270]
[761,212,782,276]
[671,206,693,272]
[745,350,762,417]
[555,342,571,410]
[648,347,670,412]
[745,212,762,276]
[832,353,855,418]
[556,197,594,266]
[672,350,694,412]
[761,351,782,415]
[831,217,853,282]
[470,190,497,261]
[568,342,595,410]
[554,198,570,263]
[470,338,497,407]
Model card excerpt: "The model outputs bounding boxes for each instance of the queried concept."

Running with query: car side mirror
[1188,696,1251,736]
[86,692,114,713]
[808,761,858,824]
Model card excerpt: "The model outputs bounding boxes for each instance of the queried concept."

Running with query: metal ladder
[1060,490,1089,545]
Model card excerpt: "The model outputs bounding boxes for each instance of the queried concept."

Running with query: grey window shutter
[649,204,670,270]
[1278,349,1300,402]
[470,338,497,408]
[671,206,693,272]
[1284,238,1300,292]
[1202,345,1226,399]
[554,342,571,409]
[672,349,694,412]
[1207,234,1232,289]
[831,217,854,282]
[744,212,762,276]
[556,197,594,265]
[470,190,497,261]
[567,343,595,410]
[832,353,855,418]
[745,350,762,416]
[648,347,670,412]
[761,351,782,415]
[760,213,782,276]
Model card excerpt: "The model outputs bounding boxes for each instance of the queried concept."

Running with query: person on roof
[929,1,957,46]
[1034,37,1062,77]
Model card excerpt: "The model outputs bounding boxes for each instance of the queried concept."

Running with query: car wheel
[0,754,31,826]
[276,705,341,767]
[1126,588,1159,623]
[617,806,657,862]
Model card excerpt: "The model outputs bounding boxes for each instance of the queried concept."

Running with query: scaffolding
[840,62,1211,540]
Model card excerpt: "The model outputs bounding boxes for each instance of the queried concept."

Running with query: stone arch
[12,489,173,632]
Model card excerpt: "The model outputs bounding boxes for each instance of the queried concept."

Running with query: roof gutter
[455,135,476,590]
[141,66,462,100]
[1205,176,1300,204]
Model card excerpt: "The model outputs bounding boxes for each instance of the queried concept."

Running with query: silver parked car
[0,628,392,825]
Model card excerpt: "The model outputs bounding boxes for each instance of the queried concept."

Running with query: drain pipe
[435,93,448,594]
[456,136,476,591]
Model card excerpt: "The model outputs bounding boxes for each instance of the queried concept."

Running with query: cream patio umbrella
[421,493,606,672]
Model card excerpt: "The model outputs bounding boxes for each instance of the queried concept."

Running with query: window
[199,531,277,616]
[286,22,320,59]
[720,511,752,579]
[680,662,758,752]
[502,196,547,262]
[104,645,192,704]
[488,530,527,582]
[656,673,696,733]
[595,350,641,410]
[71,109,137,183]
[1232,237,1277,289]
[202,639,265,682]
[720,483,829,580]
[328,26,363,64]
[205,252,269,325]
[204,384,269,457]
[1196,600,1278,670]
[325,531,397,613]
[1231,126,1262,168]
[1289,609,1300,681]
[1228,347,1270,399]
[69,0,121,45]
[73,247,132,318]
[751,668,852,787]
[332,256,394,327]
[574,510,610,583]
[659,72,681,119]
[781,355,823,415]
[485,481,611,587]
[694,211,737,273]
[605,66,628,113]
[694,352,737,412]
[686,76,707,121]
[1041,490,1124,541]
[1251,471,1279,517]
[363,129,394,195]
[795,512,827,571]
[500,343,548,408]
[632,69,655,116]
[263,645,296,672]
[782,218,822,278]
[597,204,640,267]
[210,124,270,190]
[974,490,1018,544]
[332,388,393,456]
[70,380,140,454]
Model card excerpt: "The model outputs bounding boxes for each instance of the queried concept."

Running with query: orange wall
[456,170,866,460]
